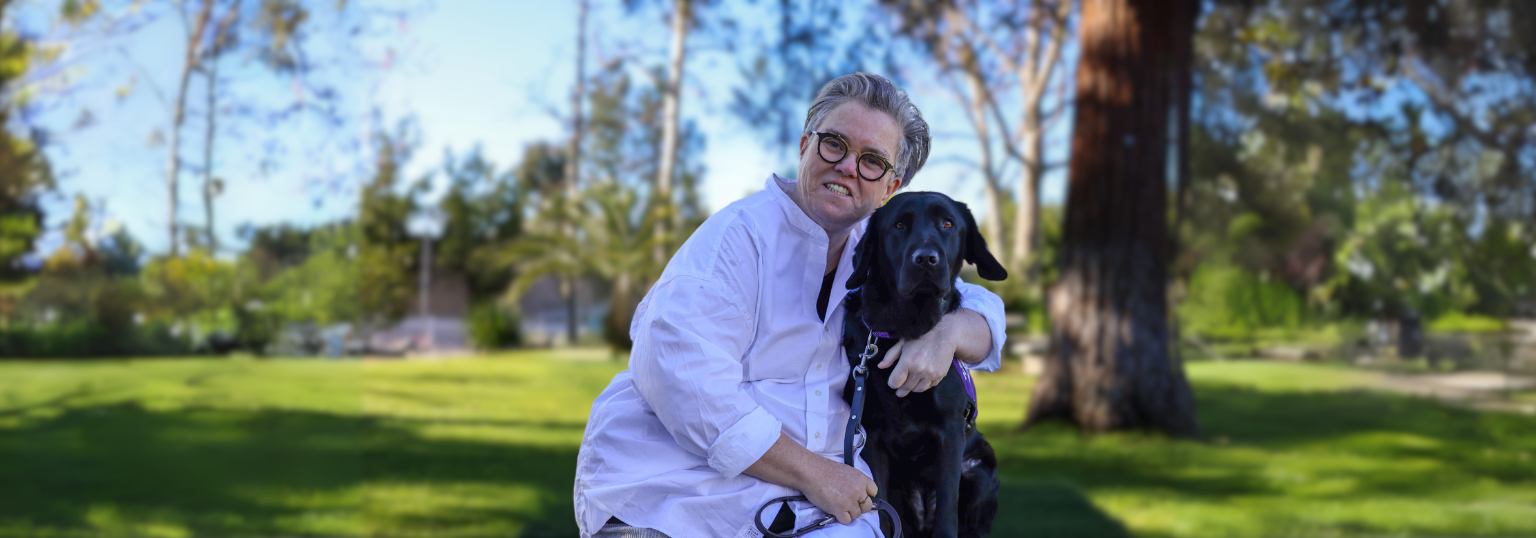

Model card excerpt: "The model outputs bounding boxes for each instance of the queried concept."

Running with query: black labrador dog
[841,191,1007,537]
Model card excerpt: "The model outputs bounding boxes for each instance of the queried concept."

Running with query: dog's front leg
[934,421,967,538]
[860,437,897,535]
[861,434,892,499]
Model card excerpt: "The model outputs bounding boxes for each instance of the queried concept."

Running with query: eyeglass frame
[809,131,896,182]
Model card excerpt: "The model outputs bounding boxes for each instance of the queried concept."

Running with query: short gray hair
[803,73,930,187]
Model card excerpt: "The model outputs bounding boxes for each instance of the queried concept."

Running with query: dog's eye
[942,220,954,229]
[894,222,906,230]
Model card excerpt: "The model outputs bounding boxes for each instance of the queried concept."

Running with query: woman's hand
[743,434,877,525]
[798,456,879,525]
[878,308,991,397]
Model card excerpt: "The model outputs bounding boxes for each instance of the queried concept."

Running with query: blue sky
[24,0,1071,256]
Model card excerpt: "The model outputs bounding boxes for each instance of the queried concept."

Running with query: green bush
[0,321,191,358]
[1427,311,1506,334]
[467,303,521,350]
[1179,264,1307,341]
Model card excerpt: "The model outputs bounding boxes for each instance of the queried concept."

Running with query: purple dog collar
[861,318,890,339]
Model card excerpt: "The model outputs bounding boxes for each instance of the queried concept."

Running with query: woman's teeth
[825,183,851,196]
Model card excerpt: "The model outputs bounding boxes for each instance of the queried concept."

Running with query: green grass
[1,353,1533,537]
[1428,312,1508,334]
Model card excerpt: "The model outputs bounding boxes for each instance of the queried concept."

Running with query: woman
[574,73,1006,538]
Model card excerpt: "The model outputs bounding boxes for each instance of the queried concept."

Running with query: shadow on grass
[980,383,1536,537]
[0,402,581,538]
[1197,384,1536,486]
[990,480,1131,538]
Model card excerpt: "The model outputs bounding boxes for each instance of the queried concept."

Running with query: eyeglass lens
[818,135,888,181]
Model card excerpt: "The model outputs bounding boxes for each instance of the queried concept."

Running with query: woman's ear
[958,202,1008,281]
[845,224,880,290]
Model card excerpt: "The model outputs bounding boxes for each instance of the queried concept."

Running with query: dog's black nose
[913,249,940,267]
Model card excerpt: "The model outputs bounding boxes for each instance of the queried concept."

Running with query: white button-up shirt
[573,174,1006,538]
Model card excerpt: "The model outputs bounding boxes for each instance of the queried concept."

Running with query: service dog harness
[752,317,981,537]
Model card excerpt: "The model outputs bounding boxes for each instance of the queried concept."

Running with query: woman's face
[794,101,903,234]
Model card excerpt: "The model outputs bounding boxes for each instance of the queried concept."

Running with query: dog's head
[846,192,1006,301]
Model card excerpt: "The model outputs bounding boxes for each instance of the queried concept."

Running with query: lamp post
[406,209,445,351]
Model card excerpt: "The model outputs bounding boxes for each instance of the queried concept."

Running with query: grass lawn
[1,352,1533,537]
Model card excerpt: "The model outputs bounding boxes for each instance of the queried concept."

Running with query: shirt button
[817,364,823,370]
[814,432,821,439]
[815,390,821,396]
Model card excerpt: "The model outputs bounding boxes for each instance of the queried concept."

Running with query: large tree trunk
[1023,0,1201,437]
[654,0,689,264]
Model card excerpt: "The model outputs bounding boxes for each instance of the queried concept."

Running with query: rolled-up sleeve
[629,275,779,478]
[955,280,1007,373]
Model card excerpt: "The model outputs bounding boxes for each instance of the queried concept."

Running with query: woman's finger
[877,340,903,369]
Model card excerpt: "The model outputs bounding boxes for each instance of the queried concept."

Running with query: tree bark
[202,52,218,254]
[167,0,215,257]
[654,0,689,265]
[200,0,239,255]
[1023,0,1201,437]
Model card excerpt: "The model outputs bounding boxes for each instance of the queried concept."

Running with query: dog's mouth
[896,273,950,299]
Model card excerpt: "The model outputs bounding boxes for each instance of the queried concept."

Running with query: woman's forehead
[819,102,900,158]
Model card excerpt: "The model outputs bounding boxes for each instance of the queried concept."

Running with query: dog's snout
[913,249,940,268]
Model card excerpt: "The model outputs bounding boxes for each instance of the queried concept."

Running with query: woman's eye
[942,220,954,229]
[895,222,906,230]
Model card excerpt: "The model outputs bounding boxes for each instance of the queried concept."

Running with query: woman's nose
[834,155,860,178]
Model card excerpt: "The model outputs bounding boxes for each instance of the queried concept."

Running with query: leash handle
[753,495,904,538]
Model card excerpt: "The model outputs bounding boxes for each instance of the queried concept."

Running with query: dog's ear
[957,201,1008,281]
[845,222,880,290]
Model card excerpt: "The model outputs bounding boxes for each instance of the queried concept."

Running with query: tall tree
[54,0,390,257]
[1192,0,1536,319]
[1024,0,1201,436]
[729,0,895,159]
[199,0,240,254]
[357,122,422,327]
[559,0,588,345]
[0,0,56,326]
[882,0,1074,279]
[165,0,216,258]
[653,0,690,265]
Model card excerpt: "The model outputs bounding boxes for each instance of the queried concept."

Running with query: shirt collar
[766,173,827,241]
[766,173,868,244]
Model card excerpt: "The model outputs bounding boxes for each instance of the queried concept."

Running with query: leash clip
[855,329,881,375]
[798,515,837,533]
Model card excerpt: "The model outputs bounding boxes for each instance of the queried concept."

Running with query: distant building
[367,269,471,354]
[516,274,608,347]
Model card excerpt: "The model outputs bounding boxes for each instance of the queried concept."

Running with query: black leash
[753,320,903,538]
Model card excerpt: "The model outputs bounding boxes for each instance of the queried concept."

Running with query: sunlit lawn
[1,352,1533,537]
